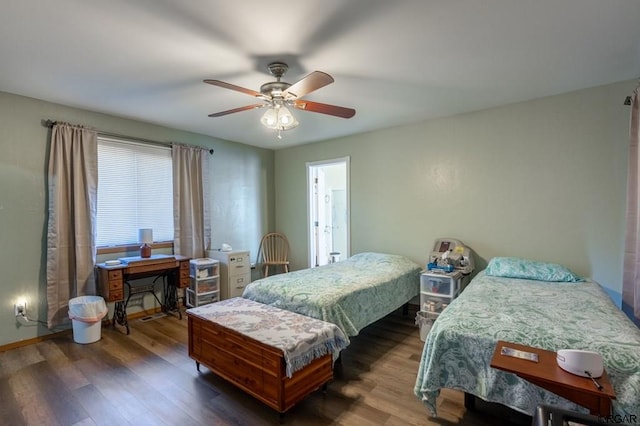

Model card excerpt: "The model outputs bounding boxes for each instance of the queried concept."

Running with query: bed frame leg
[402,303,409,316]
[464,392,476,411]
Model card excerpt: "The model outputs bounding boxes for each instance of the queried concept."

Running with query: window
[96,137,173,247]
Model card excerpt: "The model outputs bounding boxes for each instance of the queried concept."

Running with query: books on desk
[118,254,176,266]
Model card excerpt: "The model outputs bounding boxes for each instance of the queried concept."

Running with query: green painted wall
[275,80,633,306]
[1,79,633,346]
[0,91,274,347]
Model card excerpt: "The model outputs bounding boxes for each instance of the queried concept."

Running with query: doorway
[307,157,350,268]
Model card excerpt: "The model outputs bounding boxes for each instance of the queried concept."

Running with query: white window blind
[96,137,173,247]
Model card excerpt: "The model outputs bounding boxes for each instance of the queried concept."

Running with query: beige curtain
[623,86,640,325]
[46,122,98,328]
[172,144,211,258]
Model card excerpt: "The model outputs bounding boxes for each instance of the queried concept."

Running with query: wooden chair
[258,232,290,277]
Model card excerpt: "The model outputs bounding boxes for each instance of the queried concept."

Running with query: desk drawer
[179,265,190,288]
[179,258,192,288]
[179,277,190,288]
[108,289,124,301]
[180,259,190,278]
[97,266,125,302]
[108,270,122,280]
[109,280,122,291]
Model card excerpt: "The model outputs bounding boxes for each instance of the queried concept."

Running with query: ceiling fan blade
[283,71,334,98]
[294,100,356,119]
[208,103,266,117]
[204,79,263,98]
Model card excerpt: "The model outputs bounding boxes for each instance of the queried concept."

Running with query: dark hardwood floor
[0,305,532,425]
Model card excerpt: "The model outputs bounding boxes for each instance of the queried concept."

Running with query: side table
[490,340,616,416]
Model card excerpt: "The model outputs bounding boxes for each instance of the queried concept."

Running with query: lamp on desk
[138,228,153,258]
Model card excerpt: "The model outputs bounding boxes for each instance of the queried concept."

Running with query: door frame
[306,157,351,268]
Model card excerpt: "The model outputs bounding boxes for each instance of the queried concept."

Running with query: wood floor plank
[122,320,190,366]
[36,339,91,391]
[0,343,45,378]
[71,384,131,426]
[9,363,75,425]
[98,329,236,425]
[29,361,90,424]
[73,356,164,425]
[0,306,533,426]
[117,357,227,424]
[85,348,196,425]
[0,376,26,425]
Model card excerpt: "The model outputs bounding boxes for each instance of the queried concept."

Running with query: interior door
[315,168,327,266]
[307,158,350,268]
[331,188,347,261]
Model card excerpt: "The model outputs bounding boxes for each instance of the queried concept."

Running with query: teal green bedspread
[242,252,421,341]
[414,271,640,419]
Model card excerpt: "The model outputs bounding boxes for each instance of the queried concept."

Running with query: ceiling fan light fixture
[260,105,299,132]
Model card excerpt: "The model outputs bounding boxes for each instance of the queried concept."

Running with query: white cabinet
[209,250,251,300]
[186,258,220,307]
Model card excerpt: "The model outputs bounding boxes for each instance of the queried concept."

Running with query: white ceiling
[1,1,639,150]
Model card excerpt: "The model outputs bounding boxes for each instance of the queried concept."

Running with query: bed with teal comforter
[414,270,640,419]
[242,252,421,342]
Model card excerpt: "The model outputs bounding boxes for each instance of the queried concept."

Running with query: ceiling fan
[204,62,356,138]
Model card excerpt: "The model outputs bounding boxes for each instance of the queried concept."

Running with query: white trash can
[415,311,438,342]
[68,295,108,344]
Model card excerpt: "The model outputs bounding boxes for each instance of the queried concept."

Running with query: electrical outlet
[14,301,25,317]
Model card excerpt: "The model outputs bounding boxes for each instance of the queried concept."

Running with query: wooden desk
[96,255,190,334]
[490,340,616,416]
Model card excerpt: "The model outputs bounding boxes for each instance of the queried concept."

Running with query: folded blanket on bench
[187,297,349,377]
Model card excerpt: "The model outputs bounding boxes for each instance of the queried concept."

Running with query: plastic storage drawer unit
[187,258,220,307]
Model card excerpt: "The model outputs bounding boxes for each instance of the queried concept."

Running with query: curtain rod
[43,120,214,154]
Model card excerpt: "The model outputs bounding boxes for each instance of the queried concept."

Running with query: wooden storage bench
[186,298,348,414]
